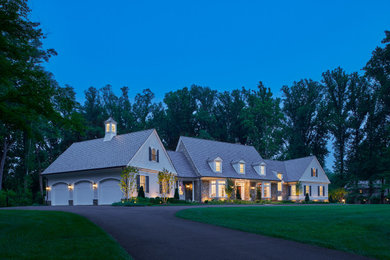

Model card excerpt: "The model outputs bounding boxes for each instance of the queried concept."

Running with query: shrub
[305,193,310,203]
[236,189,241,200]
[0,190,7,207]
[370,196,380,204]
[149,197,162,204]
[174,188,180,200]
[256,187,262,201]
[137,186,145,198]
[167,198,187,204]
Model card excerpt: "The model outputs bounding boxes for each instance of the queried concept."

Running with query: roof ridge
[72,128,155,144]
[284,155,315,162]
[180,136,256,149]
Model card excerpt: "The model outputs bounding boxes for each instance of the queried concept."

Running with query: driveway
[8,205,368,260]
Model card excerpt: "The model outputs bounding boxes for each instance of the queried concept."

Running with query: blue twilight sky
[29,0,389,169]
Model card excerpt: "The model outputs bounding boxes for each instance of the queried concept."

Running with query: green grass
[0,210,131,260]
[176,205,390,259]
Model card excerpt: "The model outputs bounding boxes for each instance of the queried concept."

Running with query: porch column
[192,181,195,202]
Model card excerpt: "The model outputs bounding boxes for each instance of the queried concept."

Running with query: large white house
[43,118,330,205]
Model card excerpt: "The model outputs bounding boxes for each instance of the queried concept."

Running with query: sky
[29,0,389,169]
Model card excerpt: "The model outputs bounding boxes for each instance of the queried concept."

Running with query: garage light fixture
[68,184,73,190]
[93,183,98,189]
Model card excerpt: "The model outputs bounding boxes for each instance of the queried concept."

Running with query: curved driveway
[12,205,369,260]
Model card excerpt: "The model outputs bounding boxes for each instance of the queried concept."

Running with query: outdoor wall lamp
[46,186,51,191]
[93,183,98,189]
[68,184,73,190]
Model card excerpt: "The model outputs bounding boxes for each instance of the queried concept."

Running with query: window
[111,124,116,132]
[291,185,296,196]
[210,181,217,197]
[106,123,110,132]
[277,182,282,192]
[151,149,156,161]
[305,185,310,195]
[239,163,244,173]
[264,183,270,198]
[319,186,323,196]
[218,181,226,197]
[140,175,146,190]
[311,168,319,177]
[260,165,265,175]
[215,161,221,172]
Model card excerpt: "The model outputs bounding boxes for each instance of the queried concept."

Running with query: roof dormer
[253,162,266,176]
[104,117,117,141]
[232,160,246,174]
[208,157,222,173]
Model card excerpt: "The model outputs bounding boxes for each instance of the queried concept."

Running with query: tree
[322,68,351,182]
[225,178,234,200]
[174,188,180,200]
[158,169,177,204]
[119,166,139,201]
[305,193,310,203]
[256,186,262,201]
[282,79,329,165]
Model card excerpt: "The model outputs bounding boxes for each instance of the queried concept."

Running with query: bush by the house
[256,187,262,201]
[370,195,381,204]
[174,188,180,200]
[305,193,310,203]
[137,186,145,198]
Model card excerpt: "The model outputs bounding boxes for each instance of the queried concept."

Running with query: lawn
[0,210,131,260]
[176,205,390,259]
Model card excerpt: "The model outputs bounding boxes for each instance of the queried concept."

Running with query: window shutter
[318,186,320,196]
[304,185,306,195]
[309,186,312,196]
[157,150,159,162]
[136,175,140,191]
[149,147,152,161]
[316,168,318,177]
[146,176,149,193]
[323,186,325,196]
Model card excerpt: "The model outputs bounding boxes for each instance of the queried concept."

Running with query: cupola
[104,117,117,141]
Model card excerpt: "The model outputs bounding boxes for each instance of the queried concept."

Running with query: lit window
[260,165,265,175]
[291,185,296,196]
[111,124,116,132]
[319,186,323,196]
[277,182,282,192]
[264,183,270,198]
[140,175,146,190]
[215,161,221,172]
[305,185,310,195]
[106,123,110,132]
[153,149,156,160]
[211,181,217,197]
[239,163,244,173]
[218,181,226,197]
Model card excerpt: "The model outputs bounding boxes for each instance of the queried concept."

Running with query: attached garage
[98,179,122,205]
[52,183,69,206]
[74,181,94,205]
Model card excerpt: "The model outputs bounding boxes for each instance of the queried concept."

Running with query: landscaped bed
[176,204,390,259]
[0,210,131,259]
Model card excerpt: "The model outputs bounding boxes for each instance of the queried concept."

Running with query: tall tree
[282,79,329,165]
[322,68,350,180]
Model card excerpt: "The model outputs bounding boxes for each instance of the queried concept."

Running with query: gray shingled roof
[264,156,315,182]
[177,137,279,181]
[43,129,154,174]
[167,151,197,178]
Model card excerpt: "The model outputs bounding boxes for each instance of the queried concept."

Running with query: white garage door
[99,179,122,205]
[74,181,94,205]
[52,183,69,206]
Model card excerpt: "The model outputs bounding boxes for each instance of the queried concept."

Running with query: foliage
[176,205,390,259]
[137,186,145,198]
[174,188,180,200]
[225,178,234,200]
[256,187,262,201]
[328,187,347,203]
[305,193,310,203]
[119,166,138,201]
[157,169,177,204]
[235,188,241,200]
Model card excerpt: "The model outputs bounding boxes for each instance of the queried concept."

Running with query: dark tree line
[0,0,389,204]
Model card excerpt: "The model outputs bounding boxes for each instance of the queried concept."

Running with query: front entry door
[236,186,242,200]
[184,182,193,201]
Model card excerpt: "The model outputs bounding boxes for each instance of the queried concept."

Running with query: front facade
[43,118,330,205]
[169,137,330,202]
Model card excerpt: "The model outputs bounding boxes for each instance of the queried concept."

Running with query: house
[43,117,330,205]
[168,136,330,202]
[43,118,177,205]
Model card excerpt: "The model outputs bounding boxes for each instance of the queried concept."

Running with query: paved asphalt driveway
[9,205,369,260]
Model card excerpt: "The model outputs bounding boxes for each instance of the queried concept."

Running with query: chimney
[104,117,117,141]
